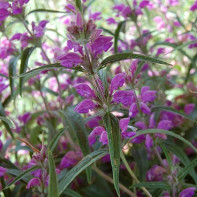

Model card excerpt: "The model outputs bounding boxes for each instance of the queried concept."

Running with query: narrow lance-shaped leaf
[9,56,19,97]
[99,52,171,70]
[130,129,197,153]
[48,128,65,152]
[19,47,35,96]
[75,0,83,13]
[48,150,59,197]
[26,9,66,17]
[152,106,196,122]
[114,20,126,54]
[60,109,91,183]
[4,165,40,189]
[0,101,14,138]
[130,182,170,189]
[0,116,15,129]
[103,112,120,196]
[58,149,108,195]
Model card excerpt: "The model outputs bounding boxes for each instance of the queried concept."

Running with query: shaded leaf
[130,182,170,189]
[103,112,120,196]
[99,52,171,70]
[48,150,59,197]
[26,9,66,17]
[58,149,108,195]
[19,47,35,96]
[4,165,40,189]
[0,116,15,129]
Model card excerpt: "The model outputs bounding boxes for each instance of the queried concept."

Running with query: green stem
[120,151,152,197]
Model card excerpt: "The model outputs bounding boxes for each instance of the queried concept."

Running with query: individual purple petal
[89,126,105,136]
[146,165,166,181]
[18,112,31,124]
[141,86,157,103]
[26,178,41,189]
[149,114,156,128]
[129,102,138,117]
[113,90,135,106]
[184,104,195,115]
[88,135,96,146]
[74,99,95,114]
[106,17,117,25]
[145,134,153,149]
[119,118,130,132]
[190,1,197,11]
[135,121,146,129]
[99,131,108,145]
[39,20,48,28]
[0,166,7,177]
[110,73,125,94]
[179,187,196,197]
[121,131,136,138]
[139,0,150,8]
[74,83,95,99]
[57,52,83,68]
[140,102,151,114]
[157,120,172,130]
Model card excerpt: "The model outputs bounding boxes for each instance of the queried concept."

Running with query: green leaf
[75,0,83,13]
[152,106,195,122]
[99,52,171,70]
[63,188,83,197]
[178,157,197,181]
[0,101,14,138]
[26,9,66,17]
[4,165,40,189]
[60,108,91,183]
[159,143,172,170]
[48,150,59,197]
[114,20,126,54]
[164,141,197,184]
[58,149,108,195]
[48,128,64,152]
[130,182,170,189]
[130,129,197,153]
[17,63,84,80]
[9,56,19,97]
[19,47,35,96]
[0,116,15,129]
[103,112,120,196]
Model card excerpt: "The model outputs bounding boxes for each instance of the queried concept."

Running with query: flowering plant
[0,0,197,197]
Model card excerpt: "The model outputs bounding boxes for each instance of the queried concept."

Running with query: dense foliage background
[0,0,197,196]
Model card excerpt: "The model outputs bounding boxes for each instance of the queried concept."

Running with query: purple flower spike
[74,99,95,114]
[26,178,41,189]
[113,90,135,106]
[0,166,7,177]
[110,73,126,94]
[57,52,83,68]
[179,187,196,197]
[74,83,95,99]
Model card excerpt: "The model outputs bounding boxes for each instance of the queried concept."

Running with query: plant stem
[120,151,152,197]
[93,166,137,197]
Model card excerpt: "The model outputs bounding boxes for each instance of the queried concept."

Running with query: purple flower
[145,134,153,149]
[99,131,108,145]
[89,12,102,21]
[89,35,113,57]
[110,73,125,94]
[190,1,197,11]
[157,120,172,130]
[74,99,95,114]
[113,90,135,106]
[184,104,195,115]
[146,165,166,181]
[179,187,196,197]
[106,17,117,25]
[32,20,48,37]
[141,86,157,103]
[57,52,83,68]
[26,178,41,189]
[18,112,31,124]
[0,2,10,21]
[139,0,150,8]
[0,166,7,177]
[0,38,15,59]
[88,126,105,145]
[74,83,95,99]
[12,0,29,15]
